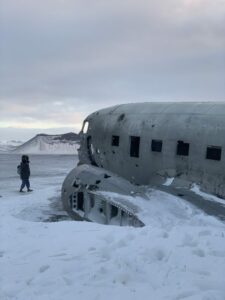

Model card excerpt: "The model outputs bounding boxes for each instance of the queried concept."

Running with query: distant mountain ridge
[36,132,79,141]
[11,132,80,155]
[0,140,23,152]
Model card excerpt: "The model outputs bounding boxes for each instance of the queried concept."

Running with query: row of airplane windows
[111,135,222,161]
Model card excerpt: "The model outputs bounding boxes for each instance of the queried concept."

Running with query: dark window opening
[77,192,84,211]
[88,184,98,191]
[130,136,140,158]
[73,181,79,188]
[151,140,162,152]
[104,174,111,179]
[111,205,118,218]
[118,113,125,121]
[112,135,120,146]
[206,146,222,161]
[177,141,189,156]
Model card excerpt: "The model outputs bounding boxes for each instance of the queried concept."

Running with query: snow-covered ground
[1,154,225,300]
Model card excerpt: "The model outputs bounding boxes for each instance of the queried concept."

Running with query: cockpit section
[81,120,89,134]
[79,119,98,166]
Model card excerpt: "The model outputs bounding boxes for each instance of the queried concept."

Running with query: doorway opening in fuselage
[77,192,84,211]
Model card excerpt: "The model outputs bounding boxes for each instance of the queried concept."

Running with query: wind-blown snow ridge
[12,133,79,155]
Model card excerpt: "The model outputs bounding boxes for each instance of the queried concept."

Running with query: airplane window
[130,136,140,157]
[151,140,162,152]
[176,141,189,156]
[77,192,84,211]
[118,113,125,121]
[73,181,79,188]
[82,121,89,134]
[206,146,222,161]
[112,135,120,146]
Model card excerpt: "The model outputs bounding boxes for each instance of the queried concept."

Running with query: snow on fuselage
[62,102,225,226]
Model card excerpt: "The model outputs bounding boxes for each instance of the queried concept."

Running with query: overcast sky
[0,0,225,140]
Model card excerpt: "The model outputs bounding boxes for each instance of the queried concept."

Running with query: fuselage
[79,102,225,198]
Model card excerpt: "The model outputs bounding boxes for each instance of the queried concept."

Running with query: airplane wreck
[62,102,225,226]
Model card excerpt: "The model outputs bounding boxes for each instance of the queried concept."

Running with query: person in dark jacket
[19,155,33,192]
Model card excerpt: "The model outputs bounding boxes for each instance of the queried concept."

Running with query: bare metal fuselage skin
[62,102,225,226]
[79,102,225,198]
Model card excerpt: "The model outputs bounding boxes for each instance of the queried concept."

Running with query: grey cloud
[0,0,225,133]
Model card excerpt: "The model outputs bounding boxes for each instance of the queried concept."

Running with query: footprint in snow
[192,248,205,257]
[152,248,166,261]
[39,265,50,273]
[161,231,169,238]
[115,239,127,248]
[88,247,96,252]
[126,232,135,241]
[209,250,225,257]
[103,233,115,244]
[63,276,73,286]
[181,234,198,247]
[198,230,211,237]
[175,290,197,300]
[50,252,67,257]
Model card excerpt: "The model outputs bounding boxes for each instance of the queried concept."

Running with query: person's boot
[19,189,24,192]
[27,189,33,192]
